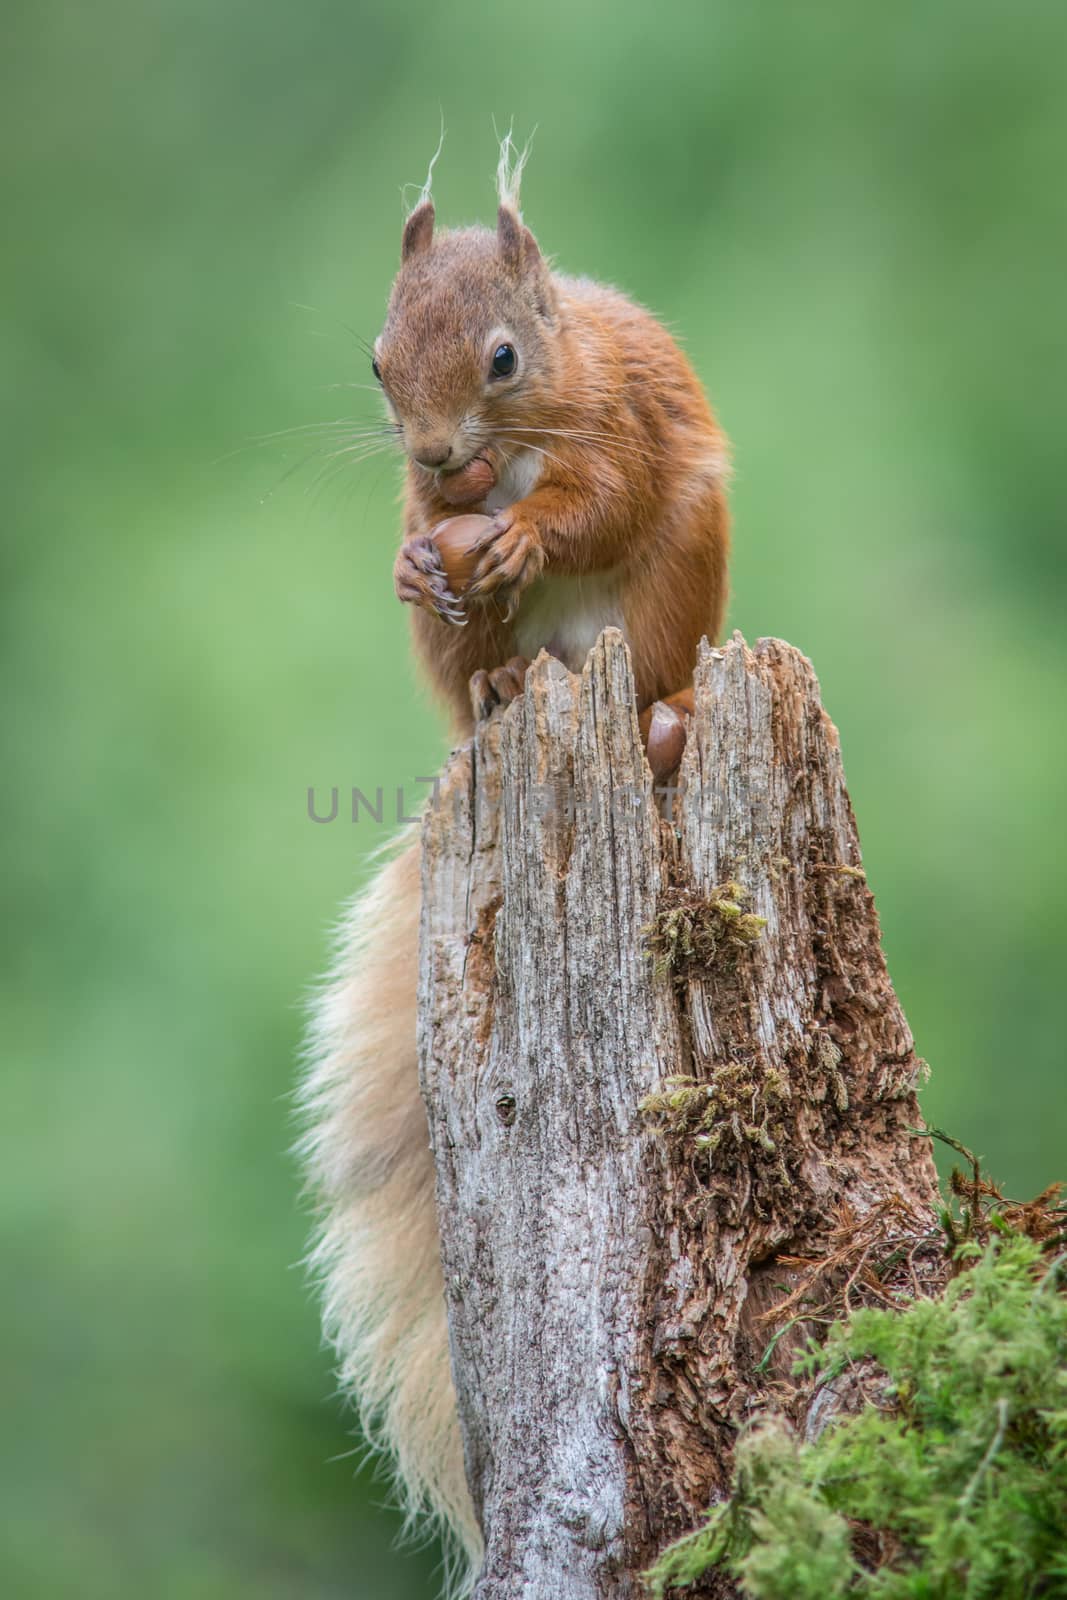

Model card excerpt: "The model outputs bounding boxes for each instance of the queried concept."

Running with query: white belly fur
[487,446,626,670]
[483,446,543,513]
[514,569,627,671]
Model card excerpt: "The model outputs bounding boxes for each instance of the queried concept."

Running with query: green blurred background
[3,2,1065,1595]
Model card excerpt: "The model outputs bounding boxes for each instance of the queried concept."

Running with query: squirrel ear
[401,200,435,263]
[497,204,542,277]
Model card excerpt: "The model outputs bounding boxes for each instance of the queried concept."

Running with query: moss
[646,1176,1067,1600]
[811,1031,849,1111]
[645,882,767,983]
[812,862,867,882]
[639,1061,789,1166]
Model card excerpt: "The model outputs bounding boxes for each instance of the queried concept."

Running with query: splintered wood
[418,630,938,1599]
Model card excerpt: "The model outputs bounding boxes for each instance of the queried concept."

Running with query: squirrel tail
[299,831,481,1589]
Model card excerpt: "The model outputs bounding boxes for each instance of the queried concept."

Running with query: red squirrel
[302,160,731,1589]
[382,191,729,754]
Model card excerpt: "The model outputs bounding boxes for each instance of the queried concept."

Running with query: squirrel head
[372,200,563,477]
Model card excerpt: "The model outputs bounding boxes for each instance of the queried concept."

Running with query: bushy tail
[299,832,481,1586]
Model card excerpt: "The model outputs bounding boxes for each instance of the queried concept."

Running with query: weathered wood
[418,630,938,1598]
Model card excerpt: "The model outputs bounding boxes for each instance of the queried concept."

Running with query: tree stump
[417,630,939,1599]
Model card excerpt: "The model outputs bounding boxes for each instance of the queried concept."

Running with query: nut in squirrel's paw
[436,452,497,508]
[394,532,468,626]
[430,514,496,598]
[430,511,543,621]
[467,512,545,615]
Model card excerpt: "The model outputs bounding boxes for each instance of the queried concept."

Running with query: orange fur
[380,204,729,729]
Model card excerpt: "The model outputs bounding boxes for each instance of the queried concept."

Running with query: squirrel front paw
[393,534,466,626]
[466,510,545,619]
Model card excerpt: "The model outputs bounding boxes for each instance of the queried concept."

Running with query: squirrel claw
[466,514,544,609]
[394,534,467,627]
[431,584,468,627]
[469,656,531,723]
[470,671,495,722]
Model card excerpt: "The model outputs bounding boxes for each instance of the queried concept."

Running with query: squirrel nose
[412,442,453,470]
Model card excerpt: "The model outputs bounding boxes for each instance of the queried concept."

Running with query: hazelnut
[430,514,494,596]
[437,452,497,507]
[639,700,689,783]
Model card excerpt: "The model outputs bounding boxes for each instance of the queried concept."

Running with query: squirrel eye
[372,358,382,382]
[490,343,517,379]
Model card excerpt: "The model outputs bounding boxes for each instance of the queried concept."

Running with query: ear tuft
[401,200,435,263]
[497,205,543,278]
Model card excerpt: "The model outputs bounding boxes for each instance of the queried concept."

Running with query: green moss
[645,882,767,983]
[646,1231,1067,1600]
[639,1062,788,1164]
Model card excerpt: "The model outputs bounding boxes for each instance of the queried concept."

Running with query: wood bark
[417,630,939,1599]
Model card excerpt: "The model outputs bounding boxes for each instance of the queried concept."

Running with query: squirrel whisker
[249,418,401,446]
[492,420,664,467]
[497,436,571,476]
[256,435,398,502]
[303,443,395,504]
[215,420,400,470]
